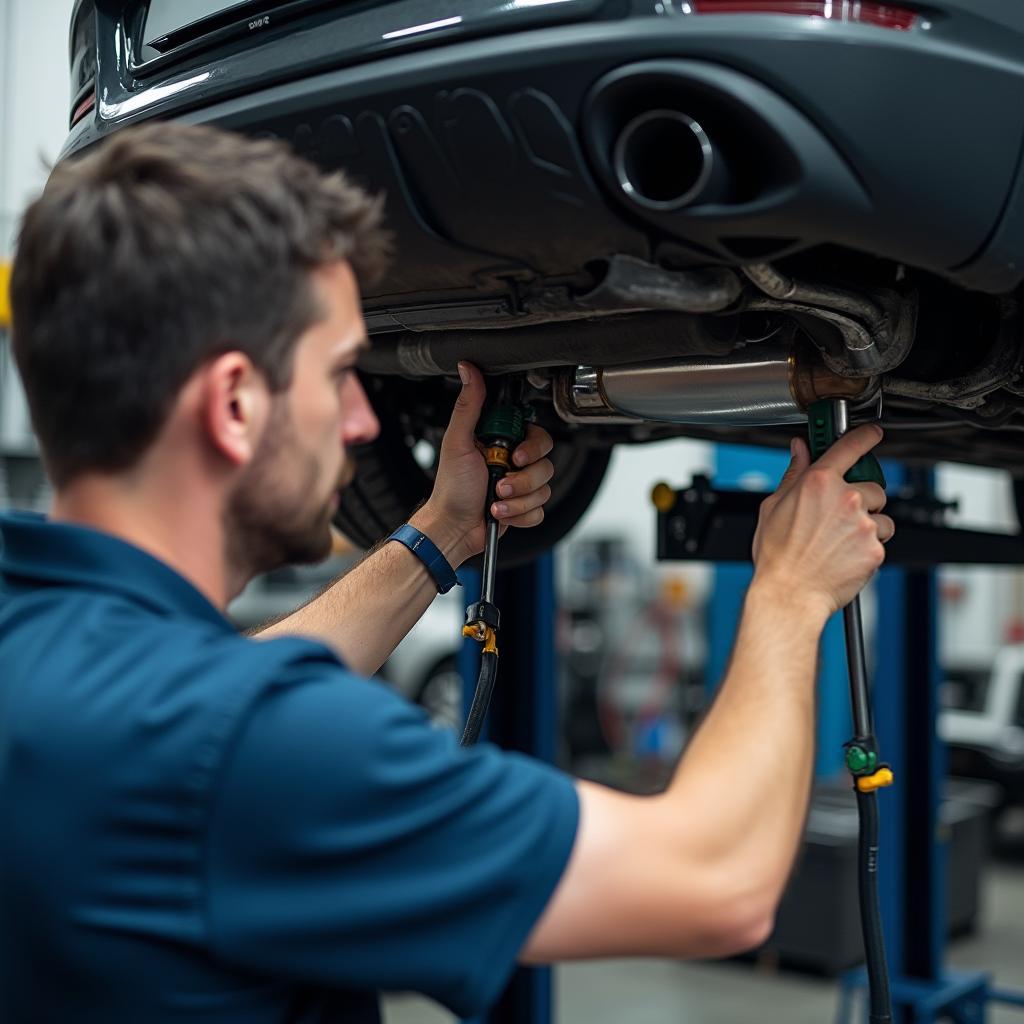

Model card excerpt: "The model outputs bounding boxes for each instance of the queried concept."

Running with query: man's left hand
[414,361,554,565]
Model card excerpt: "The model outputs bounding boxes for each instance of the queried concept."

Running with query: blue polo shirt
[0,511,578,1023]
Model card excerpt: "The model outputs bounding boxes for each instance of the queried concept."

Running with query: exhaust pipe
[553,344,874,426]
[613,109,727,210]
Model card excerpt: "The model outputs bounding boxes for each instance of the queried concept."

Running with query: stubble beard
[224,399,340,579]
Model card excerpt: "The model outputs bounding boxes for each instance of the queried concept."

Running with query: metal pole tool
[460,381,533,747]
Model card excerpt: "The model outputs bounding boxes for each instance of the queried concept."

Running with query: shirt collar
[0,510,233,631]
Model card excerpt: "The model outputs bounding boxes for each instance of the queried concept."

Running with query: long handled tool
[460,382,532,747]
[808,398,895,1024]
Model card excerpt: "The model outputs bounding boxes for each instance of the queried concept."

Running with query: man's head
[10,123,388,572]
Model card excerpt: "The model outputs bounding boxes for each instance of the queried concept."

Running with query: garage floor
[384,851,1024,1024]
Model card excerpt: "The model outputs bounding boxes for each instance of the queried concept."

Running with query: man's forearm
[253,505,473,677]
[521,576,830,963]
[661,577,827,905]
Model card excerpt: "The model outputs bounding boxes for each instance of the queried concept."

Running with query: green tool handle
[477,395,533,449]
[807,399,886,488]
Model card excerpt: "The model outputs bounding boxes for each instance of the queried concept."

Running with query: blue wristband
[387,523,461,595]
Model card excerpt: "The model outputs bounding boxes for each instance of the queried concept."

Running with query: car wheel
[413,656,463,732]
[334,376,612,567]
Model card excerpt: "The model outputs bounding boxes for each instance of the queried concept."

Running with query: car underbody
[66,0,1024,556]
[361,248,1024,471]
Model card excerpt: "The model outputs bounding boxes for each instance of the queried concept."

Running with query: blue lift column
[459,553,559,1024]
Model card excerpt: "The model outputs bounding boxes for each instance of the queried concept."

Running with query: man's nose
[341,374,380,446]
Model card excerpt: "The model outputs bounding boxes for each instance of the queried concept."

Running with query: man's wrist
[746,572,832,635]
[407,503,473,570]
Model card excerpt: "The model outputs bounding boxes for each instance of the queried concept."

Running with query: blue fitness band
[386,523,461,595]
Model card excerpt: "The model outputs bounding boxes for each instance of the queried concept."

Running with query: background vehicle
[941,647,1024,816]
[381,594,464,731]
[66,0,1024,562]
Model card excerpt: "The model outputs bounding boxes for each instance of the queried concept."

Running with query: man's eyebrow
[332,335,371,360]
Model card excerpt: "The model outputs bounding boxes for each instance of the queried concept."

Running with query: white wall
[0,0,75,459]
[0,0,77,257]
[567,438,712,561]
[560,437,714,609]
[0,0,13,256]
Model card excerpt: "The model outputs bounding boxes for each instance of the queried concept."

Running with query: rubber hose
[856,788,893,1024]
[460,650,499,747]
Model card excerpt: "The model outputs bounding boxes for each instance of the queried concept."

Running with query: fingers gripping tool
[460,381,534,747]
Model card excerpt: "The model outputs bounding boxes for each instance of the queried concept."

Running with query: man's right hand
[751,425,893,619]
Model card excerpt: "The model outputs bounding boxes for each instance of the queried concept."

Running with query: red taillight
[689,1,917,30]
[71,91,96,127]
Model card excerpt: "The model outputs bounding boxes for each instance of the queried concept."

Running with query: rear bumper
[66,10,1024,295]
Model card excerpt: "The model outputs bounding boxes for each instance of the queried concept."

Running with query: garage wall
[0,0,75,475]
[0,0,77,258]
[0,0,14,259]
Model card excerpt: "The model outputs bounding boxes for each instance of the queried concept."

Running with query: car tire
[334,379,612,567]
[413,655,464,732]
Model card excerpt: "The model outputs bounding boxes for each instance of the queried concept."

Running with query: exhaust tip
[613,109,716,211]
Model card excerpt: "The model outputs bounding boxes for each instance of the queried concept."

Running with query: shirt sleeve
[202,650,579,1017]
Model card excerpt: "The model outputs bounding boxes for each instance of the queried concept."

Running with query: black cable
[460,650,499,747]
[844,595,893,1023]
[856,788,893,1024]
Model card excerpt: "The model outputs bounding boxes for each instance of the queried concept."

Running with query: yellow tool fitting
[483,627,498,656]
[484,445,512,470]
[651,482,677,513]
[856,767,895,793]
[462,622,499,656]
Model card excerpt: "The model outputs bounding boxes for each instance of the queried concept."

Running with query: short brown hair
[10,122,389,487]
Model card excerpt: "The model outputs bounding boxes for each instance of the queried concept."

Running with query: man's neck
[51,473,241,609]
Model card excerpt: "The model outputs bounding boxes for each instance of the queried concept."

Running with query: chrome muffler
[553,344,874,426]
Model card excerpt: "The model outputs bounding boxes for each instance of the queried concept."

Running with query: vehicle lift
[457,429,1024,1024]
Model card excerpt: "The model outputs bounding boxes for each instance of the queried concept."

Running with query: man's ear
[201,352,271,466]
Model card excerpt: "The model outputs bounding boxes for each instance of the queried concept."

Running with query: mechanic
[0,123,893,1023]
